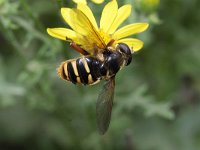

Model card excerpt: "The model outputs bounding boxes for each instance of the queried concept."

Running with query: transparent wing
[74,9,107,52]
[61,8,106,54]
[96,77,115,134]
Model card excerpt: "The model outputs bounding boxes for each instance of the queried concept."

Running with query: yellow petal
[100,0,118,32]
[117,38,144,52]
[73,9,106,47]
[61,8,95,36]
[108,4,132,34]
[61,8,96,36]
[61,8,106,50]
[73,0,87,4]
[77,3,98,30]
[47,28,95,54]
[47,28,78,42]
[113,23,149,40]
[61,8,78,32]
[91,0,104,4]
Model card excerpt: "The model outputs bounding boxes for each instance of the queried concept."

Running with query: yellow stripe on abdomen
[71,60,79,77]
[82,58,90,73]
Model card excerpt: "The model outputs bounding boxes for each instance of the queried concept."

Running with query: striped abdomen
[57,56,104,85]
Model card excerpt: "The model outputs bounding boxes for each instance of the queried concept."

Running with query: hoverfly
[57,39,132,134]
[47,3,145,134]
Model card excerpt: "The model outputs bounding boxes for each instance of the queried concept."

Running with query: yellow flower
[47,0,149,55]
[73,0,104,4]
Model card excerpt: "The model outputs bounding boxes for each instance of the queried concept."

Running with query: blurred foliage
[0,0,200,150]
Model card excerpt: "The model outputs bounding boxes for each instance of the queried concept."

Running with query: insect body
[57,43,132,134]
[58,43,132,85]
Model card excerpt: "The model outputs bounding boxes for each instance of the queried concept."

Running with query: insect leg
[70,43,89,55]
[106,39,115,47]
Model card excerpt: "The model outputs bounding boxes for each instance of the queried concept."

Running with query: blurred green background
[0,0,200,149]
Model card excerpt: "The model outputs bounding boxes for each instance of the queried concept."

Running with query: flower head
[47,1,149,55]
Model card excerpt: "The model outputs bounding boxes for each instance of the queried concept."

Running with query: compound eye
[118,43,131,55]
